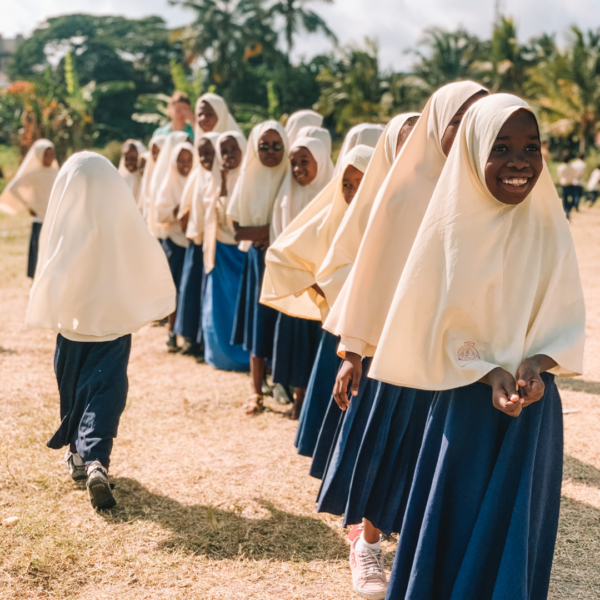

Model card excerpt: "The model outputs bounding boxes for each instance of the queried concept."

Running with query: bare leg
[167,311,176,333]
[285,387,305,420]
[362,518,381,544]
[251,355,266,395]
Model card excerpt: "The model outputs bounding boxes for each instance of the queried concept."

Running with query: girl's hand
[333,352,362,411]
[481,367,523,417]
[252,231,270,250]
[28,209,37,217]
[311,283,325,298]
[179,212,189,233]
[516,354,556,406]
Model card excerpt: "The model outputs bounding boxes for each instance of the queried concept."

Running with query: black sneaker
[165,332,180,353]
[86,462,116,510]
[180,339,201,356]
[64,449,87,481]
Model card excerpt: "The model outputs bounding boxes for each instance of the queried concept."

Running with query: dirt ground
[0,208,599,600]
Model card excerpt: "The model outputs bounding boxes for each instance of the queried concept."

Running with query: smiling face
[395,116,419,158]
[176,148,193,177]
[342,165,364,205]
[197,100,218,133]
[484,109,543,206]
[220,136,242,170]
[440,90,489,157]
[198,138,216,172]
[124,144,139,173]
[290,146,318,186]
[42,146,55,167]
[258,129,285,168]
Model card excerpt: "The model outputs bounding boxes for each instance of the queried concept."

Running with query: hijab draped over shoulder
[285,110,323,146]
[371,94,585,389]
[140,134,166,219]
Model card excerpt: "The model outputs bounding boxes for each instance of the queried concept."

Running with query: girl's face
[151,143,160,162]
[176,149,193,177]
[258,129,285,168]
[124,144,139,173]
[290,146,318,186]
[485,109,543,206]
[198,139,216,172]
[440,90,489,157]
[197,101,218,133]
[220,136,242,170]
[342,165,364,205]
[395,116,419,158]
[42,147,55,167]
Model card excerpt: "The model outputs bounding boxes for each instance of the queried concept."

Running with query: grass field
[0,206,599,600]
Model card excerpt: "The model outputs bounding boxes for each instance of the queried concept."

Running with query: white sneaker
[349,536,388,600]
[86,461,116,510]
[64,449,87,481]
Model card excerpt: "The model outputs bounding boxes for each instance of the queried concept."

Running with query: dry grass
[1,207,599,600]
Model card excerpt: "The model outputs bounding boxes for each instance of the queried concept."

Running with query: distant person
[153,91,195,142]
[118,139,146,207]
[586,163,600,205]
[193,93,241,138]
[557,152,574,217]
[571,152,586,211]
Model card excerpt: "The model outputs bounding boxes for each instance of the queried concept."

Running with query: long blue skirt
[27,220,42,278]
[295,330,342,458]
[202,241,249,371]
[161,237,187,298]
[231,245,279,359]
[309,396,343,479]
[49,334,131,468]
[272,312,321,389]
[174,242,205,341]
[387,374,563,600]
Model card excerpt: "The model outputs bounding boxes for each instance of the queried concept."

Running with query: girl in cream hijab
[118,139,146,205]
[26,152,176,510]
[140,134,166,219]
[285,109,323,146]
[333,123,385,176]
[297,125,332,157]
[381,94,584,600]
[194,92,241,140]
[0,139,58,277]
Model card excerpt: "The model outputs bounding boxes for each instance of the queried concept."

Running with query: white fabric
[371,94,585,389]
[118,139,146,205]
[194,93,241,141]
[323,81,487,357]
[557,163,574,186]
[285,110,323,146]
[297,125,332,157]
[261,145,374,321]
[571,158,586,186]
[270,136,334,241]
[334,124,385,175]
[227,120,290,228]
[140,135,166,219]
[587,168,600,192]
[26,152,176,342]
[0,139,58,220]
[155,141,195,247]
[315,113,420,307]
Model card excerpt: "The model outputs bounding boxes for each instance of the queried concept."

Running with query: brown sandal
[243,393,264,415]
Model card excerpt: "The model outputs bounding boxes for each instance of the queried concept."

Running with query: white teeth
[501,178,528,187]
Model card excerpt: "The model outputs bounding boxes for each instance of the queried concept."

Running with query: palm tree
[268,0,337,56]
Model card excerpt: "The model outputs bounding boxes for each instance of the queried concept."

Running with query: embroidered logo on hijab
[457,341,480,362]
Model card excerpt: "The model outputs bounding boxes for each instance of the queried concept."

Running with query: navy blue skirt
[174,241,206,341]
[161,237,187,297]
[387,374,563,600]
[295,330,342,457]
[272,312,321,389]
[231,245,279,359]
[308,395,343,479]
[49,334,131,468]
[27,221,42,278]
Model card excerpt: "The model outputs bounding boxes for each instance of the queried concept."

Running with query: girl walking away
[260,145,374,456]
[333,123,385,175]
[118,139,146,207]
[174,132,220,358]
[139,135,166,220]
[201,131,250,371]
[26,152,176,510]
[227,121,290,414]
[374,93,585,600]
[0,139,59,278]
[285,109,324,146]
[155,139,195,351]
[194,92,241,137]
[269,136,335,419]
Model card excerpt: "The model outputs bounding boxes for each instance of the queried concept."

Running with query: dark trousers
[27,221,42,278]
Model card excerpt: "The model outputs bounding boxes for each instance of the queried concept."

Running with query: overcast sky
[3,0,600,70]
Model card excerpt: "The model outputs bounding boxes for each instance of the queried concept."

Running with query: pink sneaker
[347,522,364,543]
[349,536,387,600]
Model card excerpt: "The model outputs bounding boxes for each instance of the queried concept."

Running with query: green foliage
[267,80,280,119]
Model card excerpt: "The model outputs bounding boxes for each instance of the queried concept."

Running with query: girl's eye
[526,144,541,152]
[492,144,508,152]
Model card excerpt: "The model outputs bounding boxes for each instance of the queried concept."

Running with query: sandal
[243,393,264,415]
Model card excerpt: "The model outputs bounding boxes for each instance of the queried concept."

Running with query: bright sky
[3,0,600,70]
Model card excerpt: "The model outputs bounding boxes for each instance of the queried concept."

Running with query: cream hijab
[285,110,323,146]
[140,134,166,218]
[0,139,58,220]
[323,81,488,357]
[261,145,374,321]
[333,123,385,175]
[315,113,420,305]
[26,152,176,342]
[203,131,247,273]
[297,125,332,157]
[270,136,334,241]
[226,120,290,227]
[371,95,585,390]
[194,93,241,141]
[118,139,146,204]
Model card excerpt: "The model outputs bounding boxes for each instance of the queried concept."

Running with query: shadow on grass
[563,454,600,490]
[556,377,600,396]
[99,477,349,561]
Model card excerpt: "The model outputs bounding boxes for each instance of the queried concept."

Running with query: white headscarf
[227,120,290,228]
[140,134,166,218]
[270,136,334,241]
[194,93,241,141]
[371,94,585,390]
[334,123,385,175]
[26,152,176,342]
[118,139,146,205]
[315,113,420,305]
[285,110,324,146]
[297,125,332,157]
[261,145,374,321]
[0,139,58,220]
[323,81,488,357]
[155,141,195,248]
[203,130,248,273]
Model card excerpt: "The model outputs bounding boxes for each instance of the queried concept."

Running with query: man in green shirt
[153,91,195,142]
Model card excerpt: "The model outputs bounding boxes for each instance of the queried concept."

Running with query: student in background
[571,152,586,211]
[118,140,146,206]
[140,135,166,221]
[557,151,574,218]
[586,163,600,205]
[153,91,195,141]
